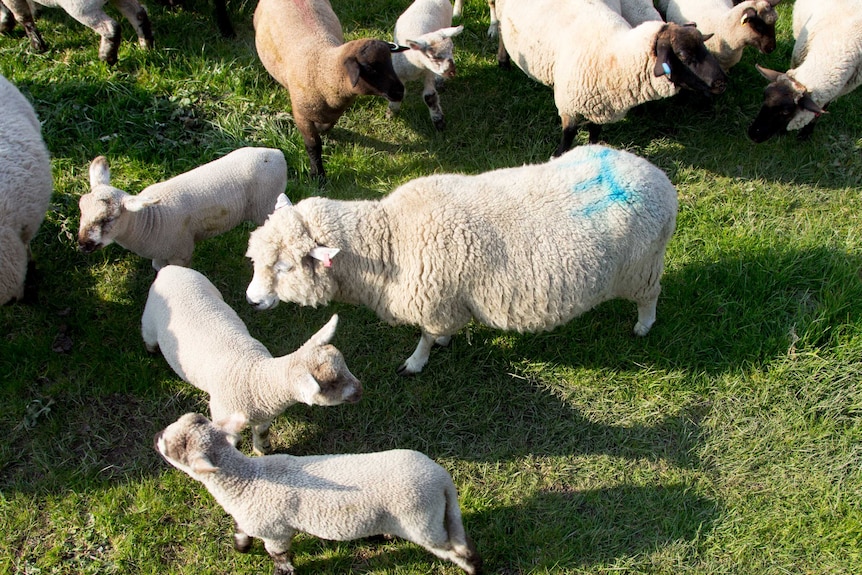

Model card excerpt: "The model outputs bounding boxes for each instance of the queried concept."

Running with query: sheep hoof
[233,532,252,553]
[633,321,652,337]
[395,362,419,377]
[433,117,446,131]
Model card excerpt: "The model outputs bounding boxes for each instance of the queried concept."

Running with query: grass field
[2,0,861,573]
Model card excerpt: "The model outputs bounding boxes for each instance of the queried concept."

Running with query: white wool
[0,74,52,305]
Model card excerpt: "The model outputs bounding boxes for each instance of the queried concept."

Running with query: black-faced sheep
[245,145,678,375]
[142,265,361,455]
[0,0,153,64]
[748,0,862,142]
[155,412,482,574]
[493,0,727,152]
[253,0,406,181]
[0,74,53,306]
[77,147,287,270]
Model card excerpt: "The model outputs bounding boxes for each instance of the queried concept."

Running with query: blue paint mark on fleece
[557,147,639,217]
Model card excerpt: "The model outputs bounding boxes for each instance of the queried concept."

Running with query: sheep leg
[233,521,253,552]
[386,97,402,118]
[2,0,46,52]
[397,330,443,376]
[496,35,510,69]
[252,421,272,456]
[212,0,235,38]
[109,0,154,49]
[0,3,15,34]
[64,9,122,64]
[296,117,325,181]
[633,296,657,336]
[423,73,445,131]
[487,0,499,38]
[587,123,602,144]
[554,114,579,157]
[262,535,297,575]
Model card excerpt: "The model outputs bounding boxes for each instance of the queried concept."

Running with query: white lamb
[493,0,727,152]
[77,147,287,270]
[657,0,782,72]
[155,412,482,574]
[748,0,862,142]
[246,145,678,375]
[0,0,153,65]
[388,0,464,131]
[0,74,53,306]
[142,265,362,455]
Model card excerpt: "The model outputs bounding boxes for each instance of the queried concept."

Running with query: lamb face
[245,209,337,310]
[301,344,363,405]
[77,187,124,253]
[154,412,228,476]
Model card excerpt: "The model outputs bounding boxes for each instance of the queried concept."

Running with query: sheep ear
[740,7,756,25]
[89,156,111,187]
[190,454,219,474]
[274,193,292,210]
[297,373,322,406]
[216,412,249,435]
[440,25,464,38]
[308,314,339,347]
[654,37,673,77]
[755,63,783,82]
[799,94,825,115]
[346,57,361,87]
[125,195,160,212]
[407,38,429,51]
[768,0,781,7]
[308,246,340,267]
[387,41,410,53]
[701,32,713,42]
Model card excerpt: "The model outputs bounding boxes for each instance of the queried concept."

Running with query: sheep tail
[443,482,482,574]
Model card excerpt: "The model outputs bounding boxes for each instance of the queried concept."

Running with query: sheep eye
[275,261,293,274]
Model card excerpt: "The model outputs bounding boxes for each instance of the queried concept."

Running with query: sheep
[493,0,727,153]
[0,0,153,65]
[142,265,362,455]
[155,412,482,574]
[0,74,53,306]
[245,144,678,375]
[388,0,464,131]
[748,0,862,142]
[612,0,664,27]
[253,0,407,181]
[77,147,287,271]
[657,0,781,72]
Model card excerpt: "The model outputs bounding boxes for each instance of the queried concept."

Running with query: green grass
[2,0,862,573]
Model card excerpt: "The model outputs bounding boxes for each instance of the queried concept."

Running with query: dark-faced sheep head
[741,0,781,55]
[344,39,406,102]
[747,64,825,143]
[654,23,727,95]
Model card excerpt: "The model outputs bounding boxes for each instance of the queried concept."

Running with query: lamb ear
[274,193,292,210]
[308,246,340,267]
[89,156,111,187]
[297,373,322,406]
[190,454,219,474]
[407,38,428,51]
[307,314,339,347]
[125,195,161,212]
[755,63,783,82]
[216,412,249,435]
[441,25,464,38]
[740,7,756,25]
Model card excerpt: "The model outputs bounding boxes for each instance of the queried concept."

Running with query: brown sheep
[253,0,406,181]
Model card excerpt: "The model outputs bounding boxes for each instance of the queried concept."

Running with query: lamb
[748,0,862,142]
[245,144,678,375]
[388,0,464,131]
[0,0,153,65]
[0,74,53,306]
[253,0,406,181]
[657,0,781,72]
[493,0,727,153]
[142,265,362,455]
[155,412,482,574]
[77,147,287,270]
[612,0,664,27]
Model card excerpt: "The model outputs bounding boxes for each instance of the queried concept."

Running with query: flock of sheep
[2,0,862,573]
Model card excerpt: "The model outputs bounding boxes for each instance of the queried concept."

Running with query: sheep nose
[710,78,727,94]
[78,240,97,253]
[443,62,456,78]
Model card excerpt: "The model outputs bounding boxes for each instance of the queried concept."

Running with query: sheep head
[654,23,727,95]
[343,39,405,102]
[405,25,464,79]
[154,412,246,476]
[245,205,338,310]
[738,0,780,55]
[77,156,160,253]
[292,314,363,406]
[748,65,825,142]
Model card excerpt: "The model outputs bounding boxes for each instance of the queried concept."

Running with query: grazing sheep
[253,0,406,180]
[657,0,781,72]
[748,0,862,142]
[246,145,678,375]
[0,0,153,64]
[142,265,361,455]
[493,0,727,152]
[155,412,482,575]
[77,147,287,270]
[0,74,53,306]
[388,0,464,131]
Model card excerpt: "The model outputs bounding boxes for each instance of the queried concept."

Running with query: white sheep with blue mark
[245,145,678,375]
